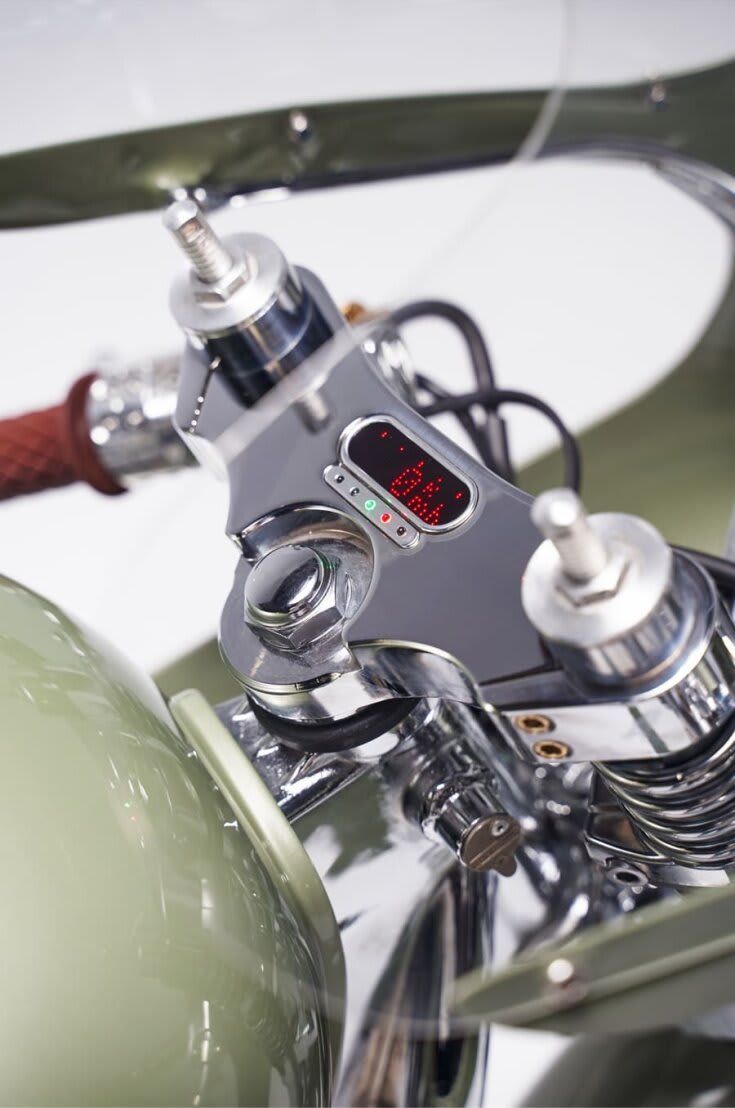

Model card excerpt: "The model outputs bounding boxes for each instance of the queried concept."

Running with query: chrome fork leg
[335,866,493,1108]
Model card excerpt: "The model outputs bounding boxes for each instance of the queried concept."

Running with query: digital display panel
[344,419,474,530]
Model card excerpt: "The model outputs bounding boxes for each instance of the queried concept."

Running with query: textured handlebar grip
[0,373,124,501]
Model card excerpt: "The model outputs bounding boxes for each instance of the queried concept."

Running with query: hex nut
[191,259,250,305]
[556,547,630,607]
[245,546,352,652]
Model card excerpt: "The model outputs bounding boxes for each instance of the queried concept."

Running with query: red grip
[0,374,124,501]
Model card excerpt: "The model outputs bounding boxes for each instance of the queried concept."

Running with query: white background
[1,3,734,1102]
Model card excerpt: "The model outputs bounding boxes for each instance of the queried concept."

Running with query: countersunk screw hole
[607,862,649,887]
[516,713,555,735]
[531,738,571,761]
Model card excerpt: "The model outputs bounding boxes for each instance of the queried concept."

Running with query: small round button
[245,545,330,627]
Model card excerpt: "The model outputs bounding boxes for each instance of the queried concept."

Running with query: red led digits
[389,460,425,500]
[405,493,443,525]
[345,419,473,530]
[406,493,446,526]
[390,463,448,524]
[421,503,445,527]
[402,475,446,526]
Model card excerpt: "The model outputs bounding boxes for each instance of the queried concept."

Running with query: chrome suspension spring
[597,721,735,869]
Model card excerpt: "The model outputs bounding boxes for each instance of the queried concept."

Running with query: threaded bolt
[163,198,240,284]
[531,488,608,583]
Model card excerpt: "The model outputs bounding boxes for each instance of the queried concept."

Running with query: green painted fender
[0,575,343,1106]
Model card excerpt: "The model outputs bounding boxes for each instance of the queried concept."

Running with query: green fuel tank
[0,574,343,1106]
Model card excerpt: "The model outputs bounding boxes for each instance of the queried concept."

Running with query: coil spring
[597,721,735,870]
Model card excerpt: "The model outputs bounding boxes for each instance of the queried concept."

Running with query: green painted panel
[0,62,732,229]
[155,638,242,705]
[0,575,336,1105]
[525,1030,735,1108]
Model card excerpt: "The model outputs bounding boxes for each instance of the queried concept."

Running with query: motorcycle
[2,36,735,1108]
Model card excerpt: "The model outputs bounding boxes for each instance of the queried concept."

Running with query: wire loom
[386,299,582,492]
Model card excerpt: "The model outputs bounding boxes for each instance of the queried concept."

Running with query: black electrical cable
[421,386,582,493]
[674,545,735,598]
[414,371,494,468]
[387,300,514,481]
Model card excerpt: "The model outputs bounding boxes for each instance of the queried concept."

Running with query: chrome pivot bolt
[244,544,351,652]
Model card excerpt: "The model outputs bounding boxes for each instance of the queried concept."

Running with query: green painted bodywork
[0,575,342,1106]
[156,639,242,705]
[451,880,735,1035]
[168,687,345,1071]
[525,1030,735,1108]
[0,61,731,229]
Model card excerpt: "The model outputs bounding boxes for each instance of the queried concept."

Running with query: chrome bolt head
[244,544,351,652]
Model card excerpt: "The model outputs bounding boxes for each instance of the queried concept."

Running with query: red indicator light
[380,512,392,524]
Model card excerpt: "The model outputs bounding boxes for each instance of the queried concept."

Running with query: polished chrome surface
[172,270,546,707]
[169,207,735,900]
[361,324,418,406]
[585,772,734,889]
[245,545,329,626]
[421,778,521,875]
[523,502,679,684]
[516,499,735,888]
[86,354,191,484]
[223,526,373,686]
[500,586,735,767]
[215,686,638,1093]
[396,701,521,874]
[323,463,421,548]
[564,554,709,692]
[169,226,295,340]
[219,693,496,1102]
[220,692,521,876]
[244,640,481,723]
[334,867,492,1108]
[216,693,370,822]
[512,504,735,883]
[596,718,735,874]
[242,544,347,655]
[166,200,335,416]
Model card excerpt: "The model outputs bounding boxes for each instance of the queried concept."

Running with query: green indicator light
[364,498,377,512]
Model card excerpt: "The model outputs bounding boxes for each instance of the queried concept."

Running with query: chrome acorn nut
[244,544,351,652]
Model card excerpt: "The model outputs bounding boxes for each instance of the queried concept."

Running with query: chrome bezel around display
[338,415,479,536]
